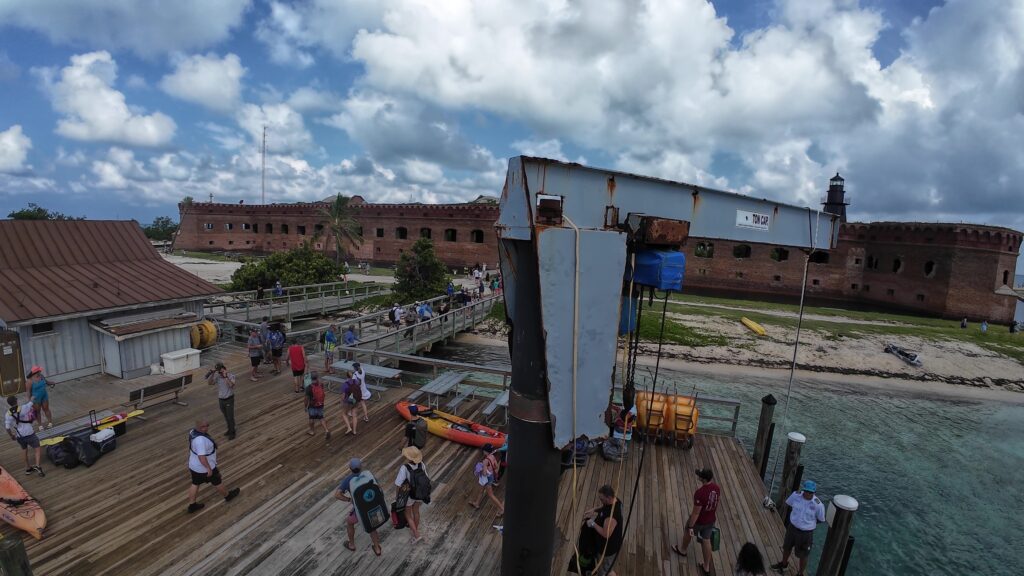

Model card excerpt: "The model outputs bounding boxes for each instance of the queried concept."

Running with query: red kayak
[396,401,506,449]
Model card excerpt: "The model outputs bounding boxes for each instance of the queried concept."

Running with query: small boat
[396,401,506,449]
[0,467,46,540]
[741,317,767,336]
[884,343,922,367]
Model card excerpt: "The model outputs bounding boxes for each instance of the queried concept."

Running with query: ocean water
[428,340,1024,576]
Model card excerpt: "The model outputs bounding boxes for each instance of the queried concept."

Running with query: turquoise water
[428,341,1024,576]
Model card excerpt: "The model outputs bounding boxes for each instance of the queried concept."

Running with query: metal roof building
[0,220,222,385]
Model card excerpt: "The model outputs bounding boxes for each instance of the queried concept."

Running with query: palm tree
[319,194,363,263]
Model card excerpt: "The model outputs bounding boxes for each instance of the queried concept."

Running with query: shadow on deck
[1,348,795,576]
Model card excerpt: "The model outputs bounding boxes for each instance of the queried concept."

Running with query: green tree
[143,216,178,241]
[319,194,363,261]
[394,238,449,301]
[8,203,85,220]
[229,246,343,291]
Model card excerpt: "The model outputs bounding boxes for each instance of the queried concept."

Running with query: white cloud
[124,74,149,90]
[255,2,316,68]
[55,147,86,167]
[511,138,587,165]
[0,0,250,58]
[254,0,390,67]
[200,122,248,151]
[0,51,20,82]
[0,125,32,173]
[160,53,247,112]
[235,103,313,154]
[36,51,176,147]
[287,86,343,113]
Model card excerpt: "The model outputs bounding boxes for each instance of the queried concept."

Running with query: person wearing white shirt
[353,362,370,422]
[771,480,826,576]
[5,395,44,476]
[186,419,240,513]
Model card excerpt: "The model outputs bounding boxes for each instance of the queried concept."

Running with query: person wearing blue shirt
[323,325,337,372]
[342,326,359,360]
[25,366,53,430]
[446,281,455,298]
[335,458,382,556]
[772,480,826,576]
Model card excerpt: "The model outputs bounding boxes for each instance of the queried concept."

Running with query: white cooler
[161,348,201,375]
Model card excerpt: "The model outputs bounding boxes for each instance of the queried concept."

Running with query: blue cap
[802,480,817,493]
[349,458,362,471]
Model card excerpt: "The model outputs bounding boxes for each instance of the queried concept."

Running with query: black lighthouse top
[822,172,849,222]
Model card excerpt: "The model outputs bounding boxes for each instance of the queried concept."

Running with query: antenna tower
[261,125,267,204]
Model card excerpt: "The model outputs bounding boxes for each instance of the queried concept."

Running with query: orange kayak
[396,401,506,449]
[0,466,46,539]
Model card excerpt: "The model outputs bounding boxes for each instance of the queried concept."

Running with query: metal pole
[776,432,806,517]
[759,423,775,479]
[501,240,561,576]
[753,394,777,478]
[838,535,856,576]
[818,496,859,576]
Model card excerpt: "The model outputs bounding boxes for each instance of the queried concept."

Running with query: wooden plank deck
[1,348,796,576]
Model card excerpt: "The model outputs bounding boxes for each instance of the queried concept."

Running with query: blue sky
[0,0,1021,273]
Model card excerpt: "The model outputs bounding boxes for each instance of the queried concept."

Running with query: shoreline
[455,332,1024,405]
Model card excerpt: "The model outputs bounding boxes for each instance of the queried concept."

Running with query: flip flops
[671,544,688,557]
[372,543,382,556]
[344,541,356,552]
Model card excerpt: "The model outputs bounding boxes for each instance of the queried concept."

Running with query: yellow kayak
[741,317,767,336]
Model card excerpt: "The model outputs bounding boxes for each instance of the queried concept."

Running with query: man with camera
[205,362,237,440]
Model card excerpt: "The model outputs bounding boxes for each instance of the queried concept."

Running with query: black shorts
[782,523,815,558]
[693,523,715,542]
[292,369,304,377]
[272,348,283,358]
[190,467,223,486]
[16,434,40,450]
[250,356,261,367]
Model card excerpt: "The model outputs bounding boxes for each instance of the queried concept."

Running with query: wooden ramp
[1,349,795,576]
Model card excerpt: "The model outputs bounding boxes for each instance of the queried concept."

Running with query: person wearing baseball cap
[25,365,53,430]
[771,480,826,576]
[672,467,720,576]
[335,457,383,556]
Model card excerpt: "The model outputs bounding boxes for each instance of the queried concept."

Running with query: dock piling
[817,495,859,576]
[752,393,777,478]
[775,431,805,517]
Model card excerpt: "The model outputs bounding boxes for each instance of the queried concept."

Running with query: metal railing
[204,282,391,322]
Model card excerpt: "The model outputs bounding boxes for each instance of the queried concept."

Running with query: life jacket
[8,404,34,427]
[188,429,217,457]
[269,330,285,349]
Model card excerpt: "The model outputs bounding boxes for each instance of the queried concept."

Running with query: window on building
[282,242,288,247]
[735,271,744,279]
[854,258,862,265]
[266,223,273,234]
[376,247,381,253]
[225,223,233,231]
[863,285,870,292]
[886,288,895,296]
[228,240,234,245]
[916,294,925,302]
[892,258,903,273]
[396,227,408,239]
[208,240,214,245]
[470,230,485,243]
[376,228,385,238]
[770,247,789,262]
[356,226,363,237]
[1003,270,1010,285]
[204,223,213,230]
[812,279,820,286]
[315,224,324,235]
[733,244,752,258]
[316,243,322,249]
[694,242,715,258]
[297,225,307,236]
[866,255,877,269]
[253,223,259,233]
[924,261,936,278]
[773,275,782,282]
[281,224,289,234]
[698,269,708,276]
[851,283,859,290]
[420,228,432,239]
[809,252,830,264]
[444,228,457,242]
[857,234,865,240]
[242,223,251,230]
[31,322,54,336]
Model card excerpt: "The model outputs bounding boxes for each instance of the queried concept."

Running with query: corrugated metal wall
[18,318,101,382]
[118,327,191,379]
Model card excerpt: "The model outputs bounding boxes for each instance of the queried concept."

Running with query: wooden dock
[1,347,796,575]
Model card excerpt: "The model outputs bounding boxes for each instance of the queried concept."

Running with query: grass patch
[487,302,507,323]
[174,250,243,262]
[360,266,396,277]
[637,311,729,347]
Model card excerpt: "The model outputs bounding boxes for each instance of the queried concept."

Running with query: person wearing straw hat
[395,446,430,542]
[771,480,825,576]
[25,366,53,430]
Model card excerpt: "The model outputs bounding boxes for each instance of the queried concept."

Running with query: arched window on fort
[471,230,485,243]
[281,224,289,235]
[1004,270,1011,285]
[445,229,457,242]
[809,252,830,264]
[892,258,903,273]
[866,255,878,270]
[420,228,432,239]
[376,228,384,238]
[733,244,752,258]
[265,223,273,234]
[770,248,789,262]
[694,242,714,258]
[924,261,936,278]
[396,227,408,240]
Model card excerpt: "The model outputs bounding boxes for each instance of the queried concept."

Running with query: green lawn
[174,250,245,262]
[360,266,396,277]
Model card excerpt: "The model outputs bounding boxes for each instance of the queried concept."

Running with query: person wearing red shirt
[672,467,720,576]
[287,343,307,393]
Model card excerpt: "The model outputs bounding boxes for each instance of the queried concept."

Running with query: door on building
[101,334,122,378]
[0,330,26,395]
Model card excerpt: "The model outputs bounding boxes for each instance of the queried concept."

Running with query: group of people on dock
[4,365,55,477]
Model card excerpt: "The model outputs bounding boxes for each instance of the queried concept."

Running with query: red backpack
[309,383,325,407]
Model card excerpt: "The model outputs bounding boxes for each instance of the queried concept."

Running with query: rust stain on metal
[509,390,551,423]
[637,217,690,246]
[691,189,702,215]
[607,176,616,203]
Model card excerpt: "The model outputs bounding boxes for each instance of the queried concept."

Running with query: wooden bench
[124,374,191,416]
[407,372,467,408]
[322,375,387,400]
[444,387,476,415]
[482,390,510,425]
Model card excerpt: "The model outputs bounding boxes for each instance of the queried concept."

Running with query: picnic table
[407,371,467,409]
[330,360,403,387]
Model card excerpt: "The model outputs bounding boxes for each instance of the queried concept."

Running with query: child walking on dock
[5,395,44,477]
[469,445,504,516]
